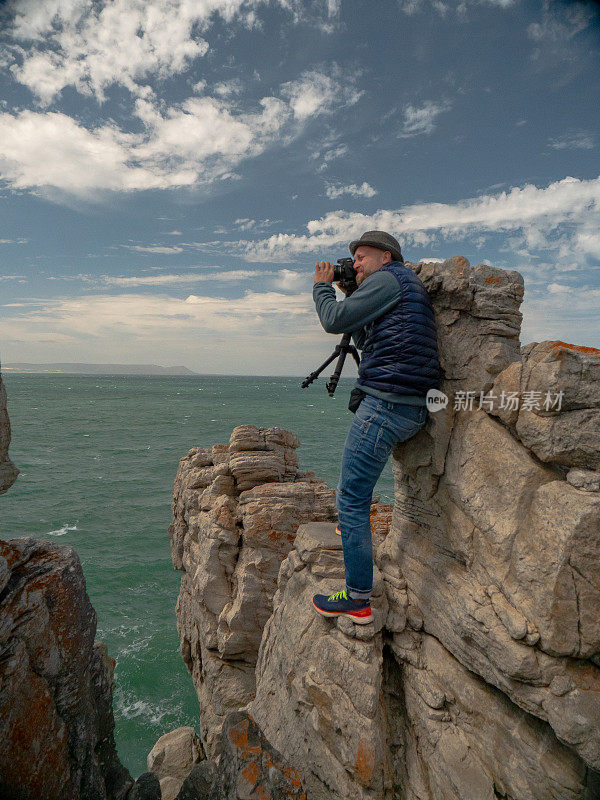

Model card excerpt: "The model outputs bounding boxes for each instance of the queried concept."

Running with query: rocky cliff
[0,538,133,799]
[170,257,600,799]
[0,373,19,494]
[169,426,339,756]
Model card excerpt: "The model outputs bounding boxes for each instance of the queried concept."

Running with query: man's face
[353,245,392,285]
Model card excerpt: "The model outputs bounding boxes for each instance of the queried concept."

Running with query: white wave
[114,689,185,726]
[45,524,77,537]
[119,636,153,657]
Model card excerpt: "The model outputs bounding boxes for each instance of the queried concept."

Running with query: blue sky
[0,0,598,374]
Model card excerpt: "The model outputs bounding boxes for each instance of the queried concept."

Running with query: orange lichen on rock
[355,737,376,786]
[370,502,393,542]
[570,662,600,693]
[485,275,504,284]
[281,765,304,789]
[228,718,261,758]
[240,759,260,785]
[549,340,600,356]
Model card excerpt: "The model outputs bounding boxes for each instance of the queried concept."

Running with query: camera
[332,257,357,294]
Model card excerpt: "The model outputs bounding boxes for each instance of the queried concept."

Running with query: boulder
[172,713,305,800]
[147,726,204,800]
[491,340,600,468]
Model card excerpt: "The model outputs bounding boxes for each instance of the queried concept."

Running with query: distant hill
[2,362,198,375]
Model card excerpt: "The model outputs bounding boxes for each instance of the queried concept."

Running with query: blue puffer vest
[357,262,441,397]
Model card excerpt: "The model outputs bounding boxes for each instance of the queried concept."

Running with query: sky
[0,0,598,375]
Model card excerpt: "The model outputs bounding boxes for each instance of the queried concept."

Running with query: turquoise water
[0,374,394,777]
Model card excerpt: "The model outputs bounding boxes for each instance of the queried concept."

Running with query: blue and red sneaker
[312,589,373,624]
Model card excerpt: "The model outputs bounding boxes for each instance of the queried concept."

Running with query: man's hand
[314,261,335,284]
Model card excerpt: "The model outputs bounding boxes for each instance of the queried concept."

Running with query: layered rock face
[172,257,599,798]
[247,257,600,798]
[169,425,338,756]
[0,373,18,494]
[251,523,591,800]
[0,538,133,800]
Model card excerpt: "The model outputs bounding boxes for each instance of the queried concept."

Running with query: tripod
[301,331,361,397]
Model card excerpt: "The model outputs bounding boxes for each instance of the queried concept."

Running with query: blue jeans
[337,395,427,600]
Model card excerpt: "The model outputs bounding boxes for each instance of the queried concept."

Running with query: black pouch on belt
[348,387,367,413]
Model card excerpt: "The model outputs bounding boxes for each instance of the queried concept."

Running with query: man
[311,230,440,624]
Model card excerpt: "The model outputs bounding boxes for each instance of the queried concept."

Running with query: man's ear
[382,250,392,264]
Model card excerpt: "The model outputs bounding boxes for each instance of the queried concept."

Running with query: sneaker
[312,590,373,624]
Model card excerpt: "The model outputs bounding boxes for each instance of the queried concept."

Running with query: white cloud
[325,182,377,199]
[233,218,279,232]
[1,1,359,198]
[520,284,600,347]
[280,67,361,121]
[526,1,598,88]
[527,2,595,45]
[547,282,572,294]
[549,131,596,150]
[0,288,316,354]
[310,136,349,171]
[99,270,274,286]
[0,64,361,196]
[270,270,305,291]
[7,0,267,104]
[0,275,26,281]
[0,287,337,372]
[399,99,452,138]
[399,0,516,16]
[0,238,27,244]
[0,93,289,195]
[124,245,185,254]
[213,79,244,97]
[231,175,600,264]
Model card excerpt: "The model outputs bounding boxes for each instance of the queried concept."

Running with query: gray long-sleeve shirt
[313,270,427,406]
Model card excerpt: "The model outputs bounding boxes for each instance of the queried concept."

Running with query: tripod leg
[326,333,353,396]
[326,350,348,396]
[301,349,340,388]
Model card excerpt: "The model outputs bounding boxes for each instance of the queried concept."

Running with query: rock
[215,713,305,800]
[491,340,600,469]
[175,761,218,799]
[515,407,600,469]
[409,256,523,393]
[250,522,390,800]
[147,726,204,800]
[0,373,18,493]
[172,714,305,800]
[391,633,588,800]
[170,426,337,756]
[160,776,182,800]
[378,265,600,776]
[384,401,600,769]
[0,538,133,800]
[567,468,600,492]
[129,772,162,800]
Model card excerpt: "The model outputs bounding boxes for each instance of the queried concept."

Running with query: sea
[0,374,395,778]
